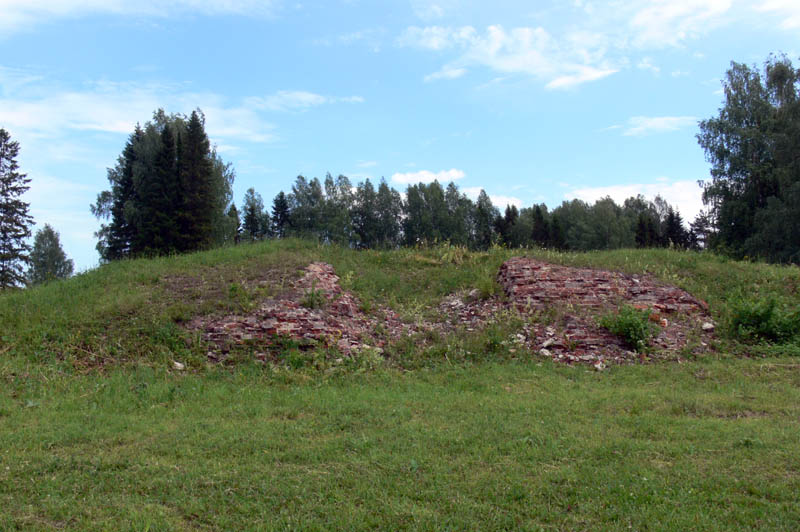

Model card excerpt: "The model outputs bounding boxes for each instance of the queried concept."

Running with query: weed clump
[599,304,656,352]
[725,296,800,343]
[301,280,326,310]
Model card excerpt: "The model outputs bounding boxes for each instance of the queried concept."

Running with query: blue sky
[1,0,798,271]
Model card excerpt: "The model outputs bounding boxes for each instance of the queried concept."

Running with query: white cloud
[620,116,698,136]
[757,0,800,28]
[396,0,785,89]
[410,0,456,21]
[462,187,522,209]
[629,0,733,48]
[391,168,465,184]
[637,57,660,75]
[567,179,705,222]
[0,0,279,36]
[398,25,476,51]
[425,66,468,82]
[0,80,279,146]
[546,65,618,90]
[356,161,378,168]
[248,91,364,112]
[400,24,617,89]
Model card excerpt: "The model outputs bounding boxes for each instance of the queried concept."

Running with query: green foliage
[0,128,33,288]
[92,109,234,260]
[698,54,800,263]
[600,304,656,352]
[725,296,800,343]
[27,224,74,285]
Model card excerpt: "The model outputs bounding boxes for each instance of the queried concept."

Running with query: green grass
[2,240,800,529]
[1,359,799,530]
[3,239,799,367]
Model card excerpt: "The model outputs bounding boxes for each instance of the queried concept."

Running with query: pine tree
[27,224,74,285]
[0,129,34,288]
[271,191,290,238]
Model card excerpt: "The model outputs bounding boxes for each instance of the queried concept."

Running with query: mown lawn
[2,358,799,531]
[2,240,800,530]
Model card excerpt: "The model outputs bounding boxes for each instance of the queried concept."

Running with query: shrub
[725,296,799,343]
[599,304,656,352]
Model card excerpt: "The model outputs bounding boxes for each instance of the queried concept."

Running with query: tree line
[233,174,694,252]
[1,52,797,290]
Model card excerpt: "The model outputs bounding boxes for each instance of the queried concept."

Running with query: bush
[726,296,800,343]
[599,305,656,352]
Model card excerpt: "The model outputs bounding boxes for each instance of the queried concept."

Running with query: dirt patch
[189,258,715,367]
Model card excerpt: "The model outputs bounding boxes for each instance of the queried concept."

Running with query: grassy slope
[1,240,800,530]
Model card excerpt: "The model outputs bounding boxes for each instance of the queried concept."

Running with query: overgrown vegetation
[599,304,656,352]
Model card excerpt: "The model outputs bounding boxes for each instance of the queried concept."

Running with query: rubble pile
[497,257,714,364]
[191,258,716,367]
[194,262,413,358]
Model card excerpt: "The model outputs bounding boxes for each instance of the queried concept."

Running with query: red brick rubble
[496,257,714,366]
[193,259,715,367]
[194,262,414,359]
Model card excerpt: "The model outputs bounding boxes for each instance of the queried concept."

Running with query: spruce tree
[27,224,74,284]
[271,191,290,238]
[0,129,34,288]
[136,124,180,254]
[178,110,214,251]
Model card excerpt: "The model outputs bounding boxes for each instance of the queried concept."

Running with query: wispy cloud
[424,66,468,82]
[0,0,279,36]
[757,0,800,28]
[391,168,465,184]
[248,91,365,112]
[399,24,618,90]
[356,161,378,168]
[618,116,698,136]
[395,0,752,89]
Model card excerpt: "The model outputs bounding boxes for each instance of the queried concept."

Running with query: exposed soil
[189,258,716,367]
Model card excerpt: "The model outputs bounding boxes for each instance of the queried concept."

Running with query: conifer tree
[271,191,290,238]
[242,188,266,240]
[178,110,214,251]
[136,124,180,253]
[27,224,74,284]
[0,129,34,288]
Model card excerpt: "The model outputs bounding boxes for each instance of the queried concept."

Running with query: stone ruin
[191,258,715,367]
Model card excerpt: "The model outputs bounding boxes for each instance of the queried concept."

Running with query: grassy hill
[1,240,799,530]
